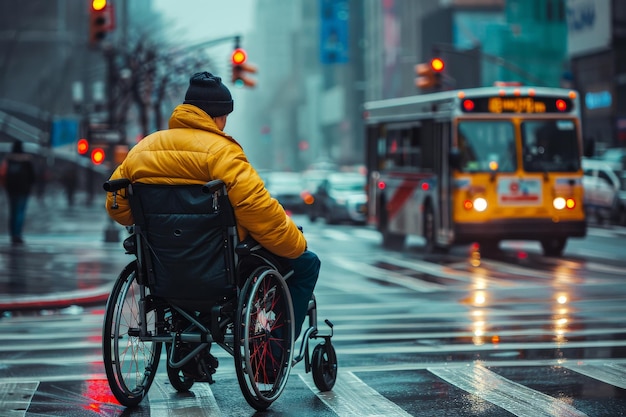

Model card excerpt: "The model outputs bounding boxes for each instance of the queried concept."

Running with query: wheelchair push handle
[202,179,227,195]
[103,178,131,192]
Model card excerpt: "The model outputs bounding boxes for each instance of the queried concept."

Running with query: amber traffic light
[431,57,445,72]
[91,147,106,165]
[89,0,113,47]
[415,57,445,91]
[231,48,257,88]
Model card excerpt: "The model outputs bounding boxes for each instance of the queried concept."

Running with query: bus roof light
[556,99,567,111]
[463,99,475,111]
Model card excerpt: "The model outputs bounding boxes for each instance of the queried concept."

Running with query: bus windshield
[458,121,516,173]
[522,120,580,172]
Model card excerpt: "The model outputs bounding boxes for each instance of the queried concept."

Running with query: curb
[0,285,111,312]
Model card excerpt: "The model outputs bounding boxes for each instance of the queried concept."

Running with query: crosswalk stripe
[565,362,626,390]
[326,255,443,292]
[149,378,221,416]
[300,371,412,417]
[321,229,352,241]
[429,364,588,417]
[341,358,626,373]
[336,339,626,355]
[0,381,39,417]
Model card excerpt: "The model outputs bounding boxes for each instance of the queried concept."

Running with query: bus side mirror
[584,138,595,158]
[449,148,461,170]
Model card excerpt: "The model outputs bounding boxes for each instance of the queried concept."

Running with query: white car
[308,172,367,224]
[582,158,626,224]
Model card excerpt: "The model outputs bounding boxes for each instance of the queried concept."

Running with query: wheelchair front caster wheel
[166,345,194,392]
[167,362,194,392]
[311,342,337,391]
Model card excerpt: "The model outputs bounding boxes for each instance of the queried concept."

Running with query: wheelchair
[101,178,337,411]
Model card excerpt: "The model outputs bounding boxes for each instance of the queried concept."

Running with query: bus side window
[402,128,421,169]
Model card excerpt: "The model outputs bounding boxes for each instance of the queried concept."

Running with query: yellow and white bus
[364,86,590,256]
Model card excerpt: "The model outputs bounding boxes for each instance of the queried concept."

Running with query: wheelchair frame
[102,178,337,411]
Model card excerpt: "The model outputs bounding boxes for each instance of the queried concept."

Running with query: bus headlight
[553,197,575,210]
[553,197,566,210]
[473,197,487,212]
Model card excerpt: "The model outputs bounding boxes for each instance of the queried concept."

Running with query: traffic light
[91,147,106,165]
[89,0,113,47]
[415,57,445,91]
[231,48,257,88]
[77,138,89,155]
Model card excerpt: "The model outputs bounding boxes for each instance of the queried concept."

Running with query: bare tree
[105,37,216,139]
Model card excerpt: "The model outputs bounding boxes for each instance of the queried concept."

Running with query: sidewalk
[0,188,131,312]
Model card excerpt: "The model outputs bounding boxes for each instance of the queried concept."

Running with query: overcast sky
[152,0,256,43]
[150,1,258,146]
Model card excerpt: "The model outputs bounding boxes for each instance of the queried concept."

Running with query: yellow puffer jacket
[105,104,306,259]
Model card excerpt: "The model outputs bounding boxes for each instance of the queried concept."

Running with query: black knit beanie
[183,72,234,117]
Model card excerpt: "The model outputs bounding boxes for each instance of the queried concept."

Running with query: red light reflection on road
[82,379,120,412]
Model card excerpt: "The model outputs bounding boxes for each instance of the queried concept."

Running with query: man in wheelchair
[103,72,334,410]
[105,71,319,342]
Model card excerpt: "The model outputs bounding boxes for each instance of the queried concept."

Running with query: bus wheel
[379,195,405,249]
[423,205,436,253]
[541,238,566,257]
[479,240,500,255]
[382,230,406,250]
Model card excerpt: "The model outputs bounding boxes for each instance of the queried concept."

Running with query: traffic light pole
[433,42,544,86]
[166,35,243,56]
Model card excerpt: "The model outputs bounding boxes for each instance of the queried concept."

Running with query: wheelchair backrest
[128,182,237,306]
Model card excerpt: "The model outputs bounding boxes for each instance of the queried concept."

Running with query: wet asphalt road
[1,189,626,416]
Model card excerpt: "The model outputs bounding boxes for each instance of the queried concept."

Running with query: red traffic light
[231,47,257,88]
[77,138,89,155]
[232,48,247,65]
[91,148,106,165]
[430,57,445,72]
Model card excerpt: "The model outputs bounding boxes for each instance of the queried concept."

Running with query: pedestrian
[60,165,78,207]
[105,72,320,339]
[0,140,37,245]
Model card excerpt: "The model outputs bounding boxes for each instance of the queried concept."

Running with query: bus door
[422,120,452,245]
[366,124,383,224]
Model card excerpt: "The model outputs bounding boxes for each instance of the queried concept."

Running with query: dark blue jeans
[285,250,320,338]
[8,193,29,240]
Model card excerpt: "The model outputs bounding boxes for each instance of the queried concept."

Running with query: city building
[568,0,626,153]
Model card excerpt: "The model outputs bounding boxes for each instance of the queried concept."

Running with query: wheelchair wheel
[102,261,163,407]
[234,267,295,411]
[312,342,338,392]
[165,345,194,392]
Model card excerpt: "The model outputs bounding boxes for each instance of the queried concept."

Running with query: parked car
[308,172,367,224]
[582,158,626,225]
[264,171,306,214]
